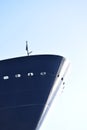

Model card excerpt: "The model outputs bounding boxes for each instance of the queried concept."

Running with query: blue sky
[0,0,87,130]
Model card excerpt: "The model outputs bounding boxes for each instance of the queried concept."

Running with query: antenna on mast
[26,41,32,56]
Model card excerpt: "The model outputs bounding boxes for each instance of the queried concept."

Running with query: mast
[26,41,32,56]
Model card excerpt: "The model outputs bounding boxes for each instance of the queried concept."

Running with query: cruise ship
[0,54,69,130]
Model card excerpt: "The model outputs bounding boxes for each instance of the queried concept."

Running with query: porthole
[40,72,46,76]
[61,77,63,81]
[15,74,21,78]
[28,72,34,76]
[3,76,9,80]
[57,74,59,77]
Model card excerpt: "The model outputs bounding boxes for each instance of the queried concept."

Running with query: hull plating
[0,55,68,130]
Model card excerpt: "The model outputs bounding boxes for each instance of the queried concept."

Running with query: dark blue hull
[0,55,69,130]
